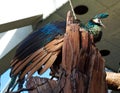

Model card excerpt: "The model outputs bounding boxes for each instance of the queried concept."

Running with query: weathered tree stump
[26,11,108,93]
[56,11,107,93]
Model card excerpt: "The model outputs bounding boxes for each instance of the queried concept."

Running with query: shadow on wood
[26,11,107,93]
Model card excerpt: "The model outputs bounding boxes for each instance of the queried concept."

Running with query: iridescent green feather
[93,13,109,19]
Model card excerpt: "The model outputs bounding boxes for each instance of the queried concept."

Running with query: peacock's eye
[98,19,101,23]
[93,18,101,24]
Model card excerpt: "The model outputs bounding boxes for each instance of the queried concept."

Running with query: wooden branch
[106,72,120,90]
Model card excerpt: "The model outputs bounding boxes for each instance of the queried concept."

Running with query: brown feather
[45,42,63,52]
[38,51,60,75]
[11,55,30,75]
[27,52,53,79]
[12,48,44,76]
[45,38,63,52]
[10,56,29,67]
[11,56,29,70]
[11,46,44,67]
[19,52,48,80]
[26,38,63,79]
[10,58,18,67]
[11,36,64,79]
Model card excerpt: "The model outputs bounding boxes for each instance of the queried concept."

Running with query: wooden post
[57,11,107,93]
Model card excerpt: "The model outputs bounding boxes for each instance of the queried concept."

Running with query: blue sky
[0,69,11,93]
[0,69,50,93]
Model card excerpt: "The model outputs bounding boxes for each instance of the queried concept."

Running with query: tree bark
[56,11,107,93]
[106,72,120,91]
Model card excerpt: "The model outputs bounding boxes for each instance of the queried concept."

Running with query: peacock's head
[92,13,109,28]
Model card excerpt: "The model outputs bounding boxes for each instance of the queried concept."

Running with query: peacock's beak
[100,21,105,28]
